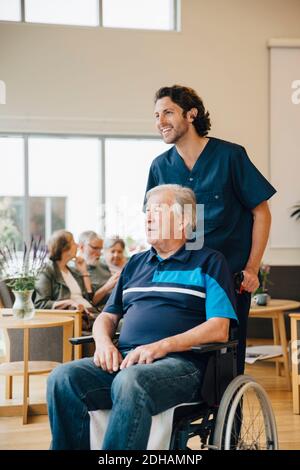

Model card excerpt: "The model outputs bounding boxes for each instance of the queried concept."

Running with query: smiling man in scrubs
[145,85,276,374]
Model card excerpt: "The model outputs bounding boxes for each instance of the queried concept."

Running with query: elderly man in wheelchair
[47,184,277,450]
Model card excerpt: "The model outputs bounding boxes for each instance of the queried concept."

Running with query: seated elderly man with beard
[77,231,121,310]
[47,184,237,450]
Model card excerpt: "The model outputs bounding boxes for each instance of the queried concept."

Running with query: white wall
[269,46,300,251]
[0,0,300,264]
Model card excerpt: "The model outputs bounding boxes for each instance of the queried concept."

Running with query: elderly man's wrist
[95,336,112,347]
[103,284,110,294]
[160,338,173,354]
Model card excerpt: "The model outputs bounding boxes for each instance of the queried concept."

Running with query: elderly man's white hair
[78,230,102,245]
[145,184,196,230]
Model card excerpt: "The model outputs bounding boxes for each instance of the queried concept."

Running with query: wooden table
[249,299,300,391]
[0,313,74,424]
[36,309,83,359]
[0,308,83,360]
[289,313,300,413]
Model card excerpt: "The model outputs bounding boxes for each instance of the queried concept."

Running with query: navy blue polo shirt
[104,244,237,352]
[145,137,276,273]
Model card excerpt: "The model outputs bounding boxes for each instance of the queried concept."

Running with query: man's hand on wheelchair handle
[93,340,123,374]
[241,267,260,293]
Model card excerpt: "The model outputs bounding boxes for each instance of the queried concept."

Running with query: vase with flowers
[0,237,48,319]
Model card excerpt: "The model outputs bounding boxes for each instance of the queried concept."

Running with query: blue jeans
[47,352,206,450]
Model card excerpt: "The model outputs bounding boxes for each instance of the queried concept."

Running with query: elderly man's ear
[179,219,190,238]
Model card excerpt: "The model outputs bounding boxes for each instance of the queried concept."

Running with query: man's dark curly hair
[154,85,211,137]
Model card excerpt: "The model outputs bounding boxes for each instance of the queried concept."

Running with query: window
[105,138,171,248]
[0,0,21,22]
[28,136,102,242]
[0,137,24,249]
[25,0,99,26]
[102,0,176,30]
[0,135,169,252]
[29,196,66,242]
[1,0,179,30]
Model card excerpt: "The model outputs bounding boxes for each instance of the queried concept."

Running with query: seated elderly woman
[102,236,127,274]
[34,229,97,332]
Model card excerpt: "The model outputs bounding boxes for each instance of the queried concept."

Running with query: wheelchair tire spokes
[212,375,278,450]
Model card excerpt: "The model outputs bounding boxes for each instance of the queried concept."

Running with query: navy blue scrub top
[144,137,276,274]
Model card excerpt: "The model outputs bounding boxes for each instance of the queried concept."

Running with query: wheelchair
[70,331,278,451]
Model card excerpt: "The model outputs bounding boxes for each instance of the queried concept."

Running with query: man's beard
[162,125,188,144]
[87,258,99,267]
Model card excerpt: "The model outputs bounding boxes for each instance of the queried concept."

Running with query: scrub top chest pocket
[195,190,230,228]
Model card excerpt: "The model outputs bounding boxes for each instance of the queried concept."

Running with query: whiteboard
[270,45,300,248]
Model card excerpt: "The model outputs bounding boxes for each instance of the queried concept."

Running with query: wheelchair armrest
[69,336,238,352]
[191,339,238,354]
[69,332,120,346]
[69,335,94,345]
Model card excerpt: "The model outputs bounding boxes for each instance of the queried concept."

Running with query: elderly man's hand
[120,341,169,369]
[53,299,85,311]
[75,256,89,275]
[94,340,123,373]
[104,272,121,292]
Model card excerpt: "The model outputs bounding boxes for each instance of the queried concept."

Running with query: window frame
[0,0,180,32]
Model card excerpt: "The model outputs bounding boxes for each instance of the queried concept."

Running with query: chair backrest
[8,327,64,362]
[0,280,14,308]
[0,281,63,363]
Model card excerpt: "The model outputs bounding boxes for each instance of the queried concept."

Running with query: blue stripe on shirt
[152,267,237,321]
[152,267,205,288]
[205,273,237,321]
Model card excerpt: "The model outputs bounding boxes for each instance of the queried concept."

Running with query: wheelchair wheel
[213,375,278,450]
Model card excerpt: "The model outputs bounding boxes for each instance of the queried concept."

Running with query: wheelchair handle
[233,271,245,294]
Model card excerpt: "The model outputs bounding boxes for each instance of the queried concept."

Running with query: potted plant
[252,263,272,306]
[0,238,48,319]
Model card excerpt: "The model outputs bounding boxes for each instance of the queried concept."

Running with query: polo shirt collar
[146,243,192,264]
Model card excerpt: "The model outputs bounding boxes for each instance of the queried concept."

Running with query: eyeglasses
[88,244,102,252]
